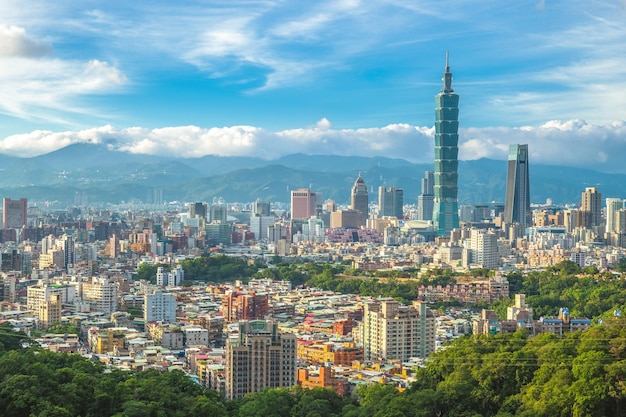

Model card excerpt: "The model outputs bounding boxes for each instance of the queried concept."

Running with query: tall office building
[350,174,369,226]
[581,187,602,229]
[433,52,460,235]
[3,198,27,229]
[250,215,275,240]
[356,300,435,362]
[417,171,435,221]
[291,188,317,220]
[252,200,271,216]
[189,202,208,220]
[210,204,228,224]
[225,320,297,399]
[605,198,624,233]
[378,187,403,218]
[504,144,531,230]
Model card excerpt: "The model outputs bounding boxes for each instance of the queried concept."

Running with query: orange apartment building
[297,341,363,366]
[297,366,349,397]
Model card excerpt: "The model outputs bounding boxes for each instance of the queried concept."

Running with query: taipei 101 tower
[433,51,460,236]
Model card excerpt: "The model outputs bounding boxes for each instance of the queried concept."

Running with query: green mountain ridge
[0,145,623,205]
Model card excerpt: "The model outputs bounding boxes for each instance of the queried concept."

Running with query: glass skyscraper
[504,144,531,230]
[433,52,460,235]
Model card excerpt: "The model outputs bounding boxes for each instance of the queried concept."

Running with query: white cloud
[0,25,51,57]
[316,118,332,129]
[2,119,626,172]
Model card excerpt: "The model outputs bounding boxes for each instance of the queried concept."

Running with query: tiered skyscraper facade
[504,144,531,230]
[433,52,460,235]
[350,174,369,226]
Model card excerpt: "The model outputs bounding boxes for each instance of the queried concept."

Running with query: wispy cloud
[0,22,127,125]
[0,0,625,135]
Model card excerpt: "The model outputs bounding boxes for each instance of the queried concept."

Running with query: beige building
[330,209,362,229]
[38,294,61,329]
[355,299,435,362]
[27,284,75,328]
[225,320,297,399]
[82,277,118,315]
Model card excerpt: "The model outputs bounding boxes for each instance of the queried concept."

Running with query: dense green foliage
[491,260,626,319]
[3,320,626,416]
[135,263,168,284]
[179,255,260,283]
[0,323,31,353]
[136,255,262,284]
[0,348,227,417]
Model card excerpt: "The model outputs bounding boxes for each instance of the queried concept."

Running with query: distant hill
[0,144,624,206]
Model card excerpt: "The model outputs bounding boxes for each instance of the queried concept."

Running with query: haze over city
[1,1,626,172]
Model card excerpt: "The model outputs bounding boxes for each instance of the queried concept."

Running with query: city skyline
[0,2,626,172]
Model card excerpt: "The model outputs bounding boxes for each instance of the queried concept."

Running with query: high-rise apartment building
[417,171,435,221]
[225,320,297,399]
[3,197,27,229]
[581,187,602,229]
[504,144,531,230]
[350,174,369,226]
[155,265,185,287]
[356,299,435,362]
[433,52,460,235]
[27,284,76,329]
[468,228,499,269]
[222,290,269,322]
[144,289,177,324]
[82,277,118,315]
[378,187,403,218]
[39,294,62,330]
[59,234,75,270]
[290,188,317,220]
[605,198,624,234]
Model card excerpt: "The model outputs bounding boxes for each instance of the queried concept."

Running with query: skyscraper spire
[442,50,454,93]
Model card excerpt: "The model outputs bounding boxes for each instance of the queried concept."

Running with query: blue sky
[1,0,626,171]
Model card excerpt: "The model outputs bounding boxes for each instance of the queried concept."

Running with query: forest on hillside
[3,318,626,417]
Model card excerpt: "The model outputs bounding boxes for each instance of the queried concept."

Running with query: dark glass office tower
[417,171,434,221]
[433,52,460,235]
[504,144,531,230]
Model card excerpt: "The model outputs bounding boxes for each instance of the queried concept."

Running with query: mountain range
[0,143,622,207]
